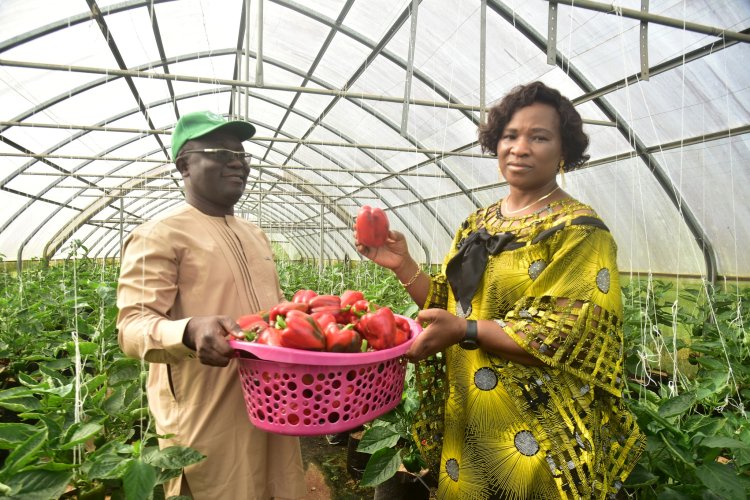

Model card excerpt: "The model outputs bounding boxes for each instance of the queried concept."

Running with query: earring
[558,159,566,188]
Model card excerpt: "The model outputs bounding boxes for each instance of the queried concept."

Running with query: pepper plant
[622,278,750,498]
[0,247,203,499]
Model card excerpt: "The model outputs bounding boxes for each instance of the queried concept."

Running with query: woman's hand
[356,229,411,272]
[405,308,466,362]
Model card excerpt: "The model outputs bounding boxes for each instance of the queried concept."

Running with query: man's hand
[405,308,465,362]
[183,316,244,366]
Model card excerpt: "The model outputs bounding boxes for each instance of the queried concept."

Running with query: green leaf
[86,454,132,479]
[0,396,41,412]
[66,341,99,356]
[659,487,693,499]
[699,436,750,450]
[60,422,102,449]
[0,423,40,449]
[124,458,156,500]
[695,462,746,499]
[359,447,401,487]
[399,303,419,319]
[0,428,47,477]
[2,469,73,500]
[108,358,143,386]
[357,426,401,454]
[623,464,659,487]
[143,445,205,470]
[0,387,40,412]
[42,358,72,370]
[103,385,128,415]
[659,392,696,418]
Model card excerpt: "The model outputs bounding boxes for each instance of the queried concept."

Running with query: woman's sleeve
[116,225,194,364]
[502,225,625,396]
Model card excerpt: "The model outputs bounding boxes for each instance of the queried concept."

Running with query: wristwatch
[459,319,479,350]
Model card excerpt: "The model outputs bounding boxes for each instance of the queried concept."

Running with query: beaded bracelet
[400,268,422,288]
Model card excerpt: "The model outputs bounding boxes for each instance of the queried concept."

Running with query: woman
[356,82,645,499]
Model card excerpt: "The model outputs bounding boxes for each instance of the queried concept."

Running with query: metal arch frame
[0,0,736,276]
[0,73,435,264]
[488,0,719,282]
[44,82,439,262]
[375,23,750,205]
[0,7,477,265]
[2,0,491,265]
[261,0,485,245]
[41,130,355,262]
[36,90,400,262]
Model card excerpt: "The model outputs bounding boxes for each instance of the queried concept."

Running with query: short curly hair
[478,81,589,171]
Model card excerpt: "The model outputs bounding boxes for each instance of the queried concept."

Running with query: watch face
[459,339,479,350]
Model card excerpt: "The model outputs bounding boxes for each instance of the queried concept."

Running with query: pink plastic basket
[229,316,421,436]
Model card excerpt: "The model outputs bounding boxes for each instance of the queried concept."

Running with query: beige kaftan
[117,204,306,499]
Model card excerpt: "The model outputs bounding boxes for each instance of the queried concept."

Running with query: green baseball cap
[171,111,256,161]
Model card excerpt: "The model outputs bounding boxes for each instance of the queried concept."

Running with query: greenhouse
[1,0,748,498]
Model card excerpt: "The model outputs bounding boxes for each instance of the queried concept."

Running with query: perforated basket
[229,316,421,436]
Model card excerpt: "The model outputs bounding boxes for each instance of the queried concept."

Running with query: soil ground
[300,435,372,500]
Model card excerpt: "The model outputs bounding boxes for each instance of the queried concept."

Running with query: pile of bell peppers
[234,289,411,353]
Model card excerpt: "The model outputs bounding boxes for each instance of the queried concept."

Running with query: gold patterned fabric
[414,198,645,499]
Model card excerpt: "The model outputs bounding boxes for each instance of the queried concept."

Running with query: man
[117,111,306,499]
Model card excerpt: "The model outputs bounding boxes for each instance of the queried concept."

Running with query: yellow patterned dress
[413,198,645,499]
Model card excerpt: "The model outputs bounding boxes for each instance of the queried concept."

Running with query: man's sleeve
[116,225,194,364]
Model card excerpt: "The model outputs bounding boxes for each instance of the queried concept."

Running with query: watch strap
[459,319,479,350]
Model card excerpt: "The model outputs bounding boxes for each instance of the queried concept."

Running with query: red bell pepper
[324,323,362,353]
[278,311,326,351]
[292,289,318,306]
[236,314,269,334]
[309,295,341,313]
[269,301,309,322]
[340,290,365,309]
[354,313,369,336]
[355,205,389,247]
[311,311,338,331]
[255,326,282,346]
[394,316,411,336]
[393,324,409,347]
[350,299,371,317]
[360,306,397,350]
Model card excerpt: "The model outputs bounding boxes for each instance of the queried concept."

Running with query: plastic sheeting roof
[1,0,748,279]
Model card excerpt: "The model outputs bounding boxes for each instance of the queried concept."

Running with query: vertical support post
[318,203,324,274]
[244,0,251,117]
[256,0,264,86]
[233,58,241,119]
[119,195,124,257]
[640,0,650,80]
[479,0,487,124]
[400,0,419,137]
[258,192,263,230]
[547,1,558,65]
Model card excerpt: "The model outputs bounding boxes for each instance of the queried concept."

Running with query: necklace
[502,186,560,215]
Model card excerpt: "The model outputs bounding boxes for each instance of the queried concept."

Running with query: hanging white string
[70,243,84,465]
[613,6,662,398]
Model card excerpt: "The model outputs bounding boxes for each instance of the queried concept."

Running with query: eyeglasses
[178,148,252,164]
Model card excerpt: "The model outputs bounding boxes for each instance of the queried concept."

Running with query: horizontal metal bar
[0,58,482,112]
[0,120,498,157]
[549,0,750,43]
[51,180,411,191]
[72,191,380,199]
[11,159,453,178]
[90,218,350,231]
